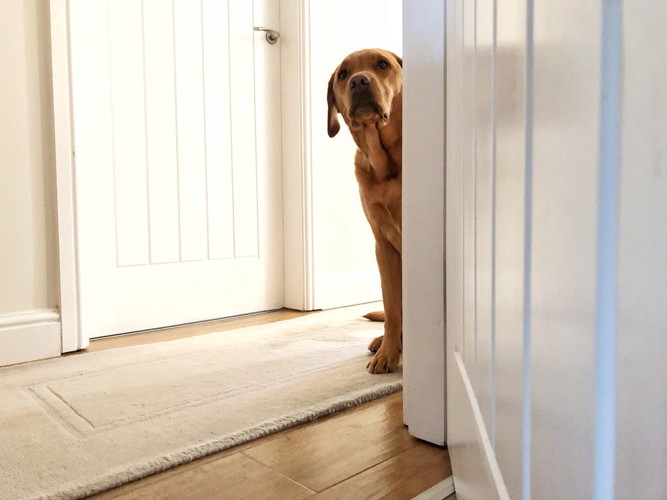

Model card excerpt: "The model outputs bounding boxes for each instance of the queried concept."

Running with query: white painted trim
[455,353,510,499]
[412,476,455,500]
[50,0,87,352]
[51,0,317,346]
[402,0,447,446]
[448,352,510,500]
[0,310,62,366]
[280,0,316,311]
[0,310,60,328]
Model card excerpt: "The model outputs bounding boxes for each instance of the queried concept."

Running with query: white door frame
[51,0,318,351]
[401,0,447,446]
[50,0,85,352]
[279,0,317,312]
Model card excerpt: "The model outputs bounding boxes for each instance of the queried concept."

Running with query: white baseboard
[413,476,455,500]
[448,352,510,500]
[0,309,61,367]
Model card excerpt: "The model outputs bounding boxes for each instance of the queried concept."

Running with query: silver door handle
[254,27,280,45]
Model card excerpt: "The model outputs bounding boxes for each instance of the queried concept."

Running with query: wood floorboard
[85,309,452,499]
[244,394,415,492]
[97,452,315,500]
[315,444,452,500]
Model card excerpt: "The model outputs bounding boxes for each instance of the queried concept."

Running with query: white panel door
[68,0,283,337]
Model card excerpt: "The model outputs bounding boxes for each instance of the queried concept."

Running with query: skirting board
[0,310,61,367]
[413,476,455,500]
[448,352,510,500]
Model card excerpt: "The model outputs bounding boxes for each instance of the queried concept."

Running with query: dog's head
[327,48,403,138]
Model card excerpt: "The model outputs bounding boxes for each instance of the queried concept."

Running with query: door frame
[279,0,317,312]
[401,0,447,446]
[50,0,317,351]
[51,0,85,352]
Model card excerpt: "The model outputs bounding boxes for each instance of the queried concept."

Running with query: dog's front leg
[367,238,402,374]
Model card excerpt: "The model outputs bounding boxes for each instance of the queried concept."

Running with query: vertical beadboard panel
[252,0,283,304]
[447,2,509,495]
[202,0,235,260]
[446,0,665,498]
[228,0,258,258]
[529,1,601,498]
[474,0,496,441]
[447,0,465,360]
[173,0,208,262]
[142,0,180,264]
[107,0,149,266]
[493,1,528,498]
[593,1,622,497]
[616,2,667,497]
[461,0,477,373]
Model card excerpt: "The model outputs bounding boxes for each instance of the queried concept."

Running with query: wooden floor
[83,310,452,499]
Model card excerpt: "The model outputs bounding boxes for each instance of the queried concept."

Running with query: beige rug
[0,304,402,500]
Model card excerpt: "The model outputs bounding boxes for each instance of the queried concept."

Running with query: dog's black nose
[349,74,371,93]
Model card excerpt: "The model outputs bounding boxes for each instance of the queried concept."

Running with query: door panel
[108,0,149,267]
[143,0,180,265]
[69,0,281,337]
[202,0,235,261]
[172,0,209,263]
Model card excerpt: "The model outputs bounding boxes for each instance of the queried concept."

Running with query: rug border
[50,381,403,499]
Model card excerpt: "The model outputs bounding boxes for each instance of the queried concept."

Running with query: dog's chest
[359,177,402,237]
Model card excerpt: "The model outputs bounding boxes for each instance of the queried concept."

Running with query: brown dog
[327,49,403,374]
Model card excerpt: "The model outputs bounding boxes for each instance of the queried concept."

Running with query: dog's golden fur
[327,48,403,374]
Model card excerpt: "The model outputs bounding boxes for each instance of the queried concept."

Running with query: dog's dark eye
[338,70,348,80]
[378,60,389,70]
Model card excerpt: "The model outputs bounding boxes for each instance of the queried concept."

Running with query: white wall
[0,0,61,365]
[0,0,58,315]
[309,0,402,309]
[445,0,667,498]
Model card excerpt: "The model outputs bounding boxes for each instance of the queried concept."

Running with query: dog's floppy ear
[392,53,403,68]
[327,72,340,138]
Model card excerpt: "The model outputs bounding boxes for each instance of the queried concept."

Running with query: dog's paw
[366,347,400,374]
[363,311,385,322]
[368,335,383,353]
